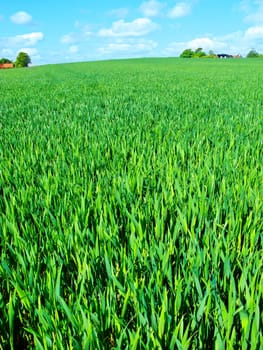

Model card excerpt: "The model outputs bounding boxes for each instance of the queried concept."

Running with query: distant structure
[0,63,14,69]
[217,54,233,59]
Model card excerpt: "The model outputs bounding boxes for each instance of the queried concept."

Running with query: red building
[0,63,14,69]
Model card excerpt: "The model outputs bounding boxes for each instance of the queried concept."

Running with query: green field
[0,58,263,349]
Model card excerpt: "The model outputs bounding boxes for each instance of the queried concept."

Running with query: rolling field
[0,58,263,349]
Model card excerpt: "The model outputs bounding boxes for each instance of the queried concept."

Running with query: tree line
[0,52,31,67]
[180,48,263,58]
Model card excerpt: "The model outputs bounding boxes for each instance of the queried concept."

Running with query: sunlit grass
[0,58,262,349]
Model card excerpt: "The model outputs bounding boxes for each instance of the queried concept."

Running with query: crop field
[0,58,263,349]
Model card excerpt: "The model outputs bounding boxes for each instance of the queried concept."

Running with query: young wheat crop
[0,58,262,349]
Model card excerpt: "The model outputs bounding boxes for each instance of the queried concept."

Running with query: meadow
[0,58,262,349]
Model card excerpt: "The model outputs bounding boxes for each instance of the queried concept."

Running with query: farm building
[217,54,233,59]
[0,63,14,69]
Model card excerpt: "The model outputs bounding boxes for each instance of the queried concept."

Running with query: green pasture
[0,58,262,349]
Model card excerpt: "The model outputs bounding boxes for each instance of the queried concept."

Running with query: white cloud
[0,32,44,50]
[215,30,262,54]
[188,37,217,50]
[12,32,44,46]
[98,18,157,37]
[139,0,164,17]
[165,36,231,56]
[168,2,192,18]
[164,26,263,57]
[244,25,263,38]
[10,11,32,24]
[69,45,79,53]
[98,38,157,56]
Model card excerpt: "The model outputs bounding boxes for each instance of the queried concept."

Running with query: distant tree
[193,48,206,58]
[0,58,12,64]
[15,52,31,67]
[180,48,194,58]
[246,49,259,58]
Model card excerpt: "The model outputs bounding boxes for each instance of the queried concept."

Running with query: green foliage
[0,58,263,349]
[0,58,12,64]
[180,48,208,58]
[246,49,260,58]
[15,51,31,67]
[193,48,207,58]
[180,48,194,58]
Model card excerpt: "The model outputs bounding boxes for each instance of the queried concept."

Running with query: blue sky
[1,0,263,64]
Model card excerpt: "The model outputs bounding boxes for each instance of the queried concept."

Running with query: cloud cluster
[165,25,263,57]
[98,39,157,56]
[1,32,43,48]
[245,25,263,38]
[0,31,43,61]
[59,0,263,60]
[0,11,42,61]
[10,11,32,25]
[93,1,195,57]
[13,32,44,46]
[3,3,197,62]
[3,2,263,64]
[98,18,157,37]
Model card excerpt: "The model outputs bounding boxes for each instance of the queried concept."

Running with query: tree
[15,52,31,67]
[0,58,12,64]
[180,48,194,58]
[193,48,206,58]
[246,49,259,58]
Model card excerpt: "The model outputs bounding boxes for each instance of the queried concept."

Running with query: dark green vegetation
[0,51,31,68]
[14,52,31,68]
[179,48,263,58]
[180,48,212,58]
[0,58,12,64]
[246,49,263,58]
[1,58,263,349]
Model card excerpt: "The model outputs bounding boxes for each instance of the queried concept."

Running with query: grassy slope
[0,58,263,349]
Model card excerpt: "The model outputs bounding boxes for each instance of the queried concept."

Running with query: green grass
[0,58,263,349]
